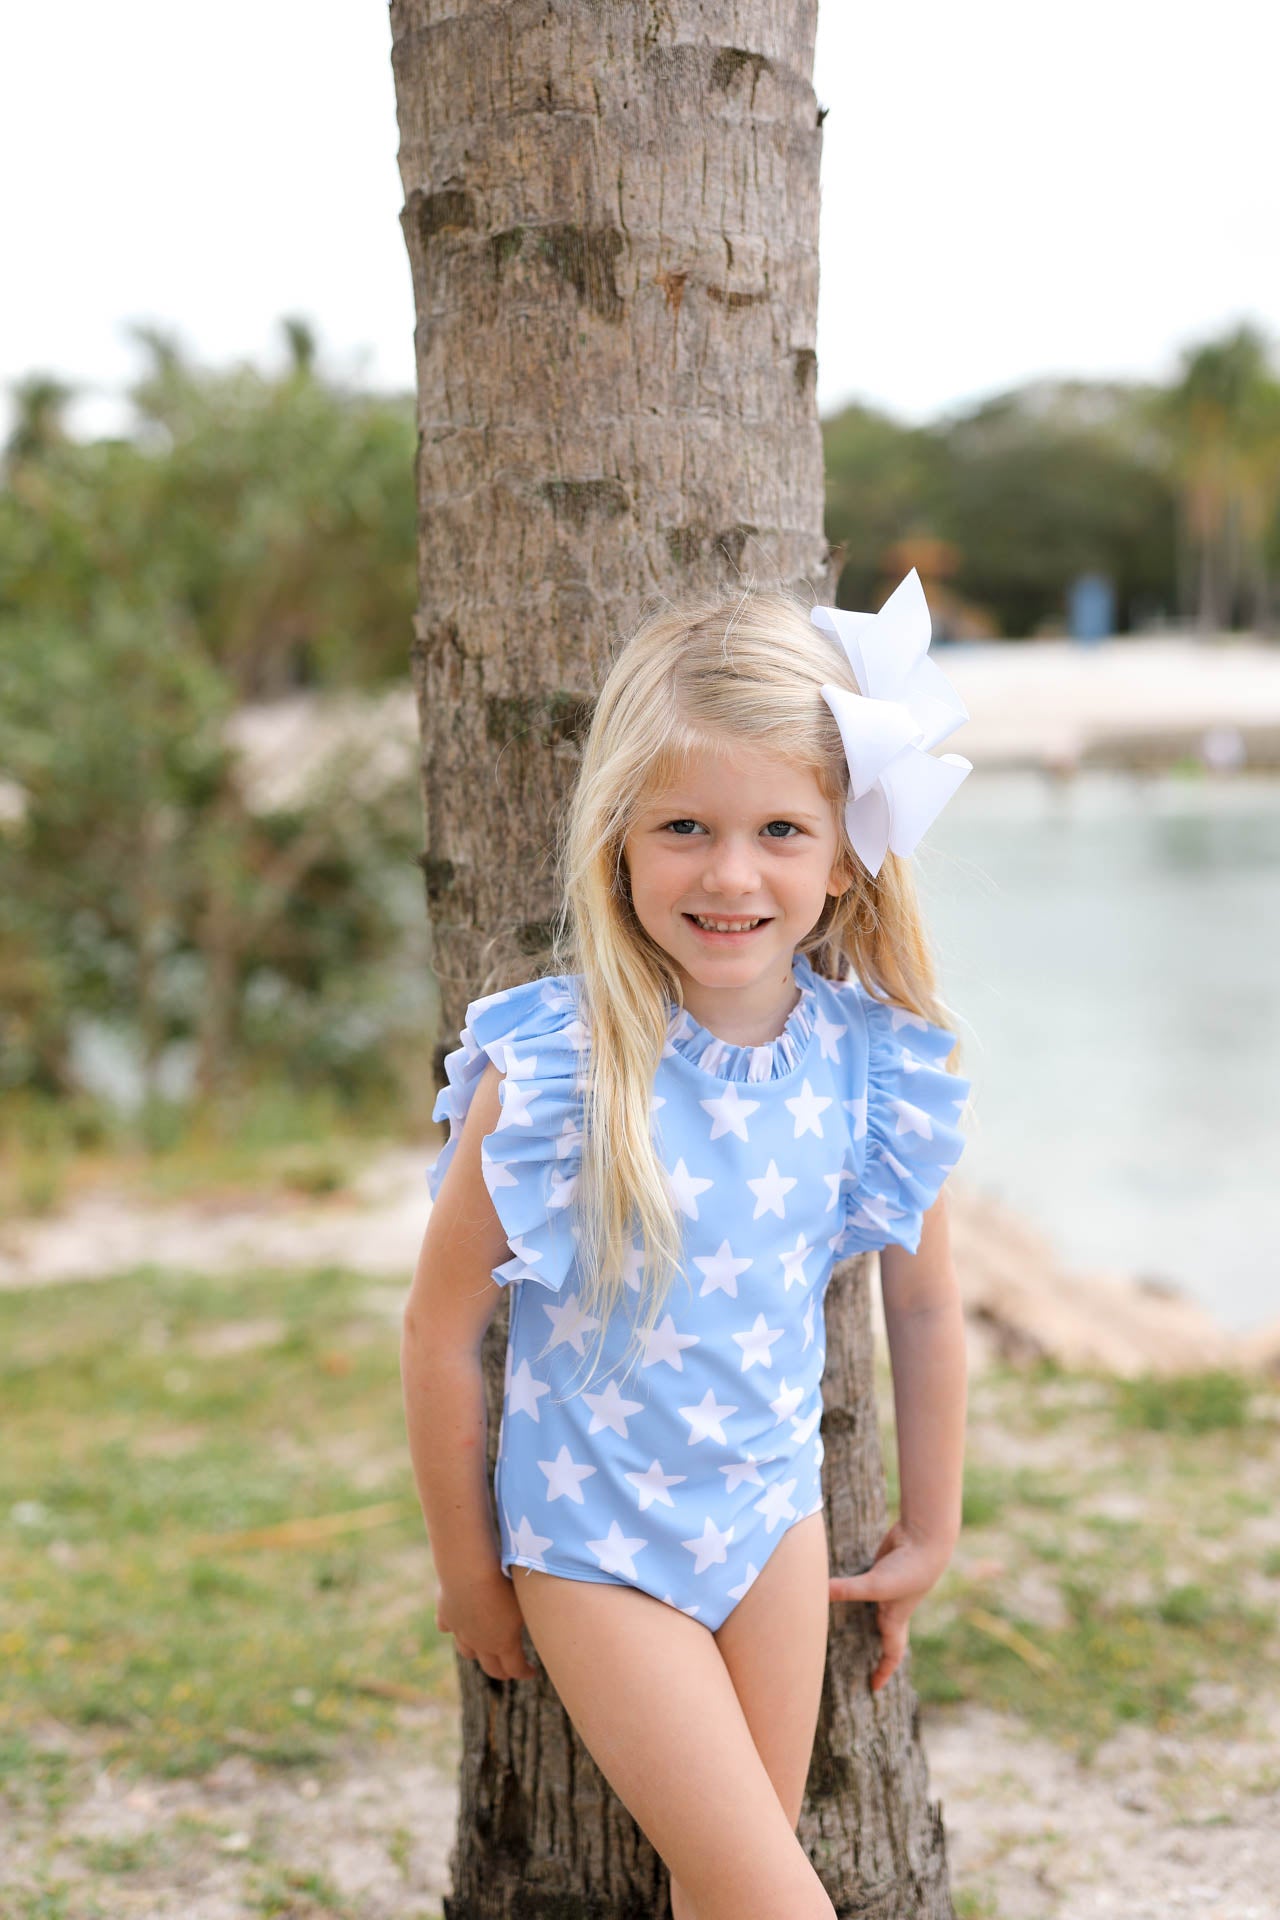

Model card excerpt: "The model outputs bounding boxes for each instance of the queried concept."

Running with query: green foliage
[823,326,1280,637]
[1,315,1276,1148]
[823,382,1180,637]
[0,324,429,1124]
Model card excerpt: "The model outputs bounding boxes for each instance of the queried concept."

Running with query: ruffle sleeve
[426,974,588,1291]
[837,987,971,1259]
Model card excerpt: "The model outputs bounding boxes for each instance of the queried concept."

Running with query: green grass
[0,1079,423,1219]
[898,1360,1280,1763]
[1111,1368,1253,1433]
[0,1265,448,1780]
[3,1259,1278,1867]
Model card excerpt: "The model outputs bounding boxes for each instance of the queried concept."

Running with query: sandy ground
[8,1689,1278,1920]
[940,634,1280,771]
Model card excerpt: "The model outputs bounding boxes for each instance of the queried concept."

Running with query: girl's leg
[670,1509,830,1919]
[512,1566,837,1920]
[712,1509,829,1827]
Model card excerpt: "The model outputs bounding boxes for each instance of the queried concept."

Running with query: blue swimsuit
[427,949,970,1632]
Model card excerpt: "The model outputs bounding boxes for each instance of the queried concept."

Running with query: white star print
[539,1444,597,1504]
[822,1168,854,1214]
[755,1478,799,1532]
[769,1377,805,1423]
[890,1097,934,1140]
[582,1378,645,1438]
[699,1083,760,1142]
[733,1313,785,1372]
[811,1005,848,1062]
[784,1078,832,1139]
[548,1166,579,1209]
[625,1459,687,1511]
[506,1359,552,1422]
[692,1238,753,1299]
[849,1191,909,1235]
[889,1005,930,1034]
[481,1146,519,1193]
[666,1157,714,1220]
[540,1292,603,1356]
[504,1234,545,1282]
[791,1402,822,1446]
[506,1514,554,1564]
[726,1563,760,1602]
[679,1387,738,1445]
[682,1515,734,1574]
[746,1158,797,1221]
[639,1314,700,1371]
[442,963,968,1642]
[720,1453,767,1493]
[561,1014,591,1053]
[497,1075,541,1130]
[586,1520,648,1578]
[779,1233,813,1291]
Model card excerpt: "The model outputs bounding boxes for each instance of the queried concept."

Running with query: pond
[918,769,1280,1334]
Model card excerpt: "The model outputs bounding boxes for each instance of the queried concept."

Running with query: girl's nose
[702,839,762,896]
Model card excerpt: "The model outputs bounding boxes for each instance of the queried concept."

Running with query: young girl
[402,570,973,1920]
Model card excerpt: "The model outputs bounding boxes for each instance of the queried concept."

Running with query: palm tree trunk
[392,3,957,1913]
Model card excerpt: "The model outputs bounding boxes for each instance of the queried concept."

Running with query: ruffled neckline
[662,950,819,1083]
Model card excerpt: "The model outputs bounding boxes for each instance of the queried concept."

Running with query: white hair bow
[811,569,972,878]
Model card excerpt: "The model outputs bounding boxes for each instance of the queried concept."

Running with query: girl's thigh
[512,1566,836,1920]
[712,1508,829,1830]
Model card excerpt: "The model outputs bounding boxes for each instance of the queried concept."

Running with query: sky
[2,0,1278,445]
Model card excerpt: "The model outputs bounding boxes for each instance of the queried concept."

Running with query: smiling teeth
[691,915,763,931]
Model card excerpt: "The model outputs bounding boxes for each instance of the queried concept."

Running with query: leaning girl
[403,571,973,1920]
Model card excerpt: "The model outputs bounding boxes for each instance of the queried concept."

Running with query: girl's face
[622,740,851,1034]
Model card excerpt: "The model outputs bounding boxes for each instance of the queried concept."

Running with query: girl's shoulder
[448,970,588,1063]
[426,972,588,1290]
[809,963,972,1260]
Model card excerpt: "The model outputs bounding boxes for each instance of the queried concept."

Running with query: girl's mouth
[682,913,771,941]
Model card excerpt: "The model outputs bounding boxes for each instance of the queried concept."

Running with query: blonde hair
[482,583,964,1398]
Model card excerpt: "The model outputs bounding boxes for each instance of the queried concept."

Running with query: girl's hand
[828,1517,954,1693]
[436,1566,540,1683]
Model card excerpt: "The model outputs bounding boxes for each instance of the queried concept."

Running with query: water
[915,770,1280,1334]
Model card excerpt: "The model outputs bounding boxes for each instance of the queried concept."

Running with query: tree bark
[392,3,956,1913]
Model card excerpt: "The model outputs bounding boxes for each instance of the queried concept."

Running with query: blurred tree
[0,325,423,1122]
[1146,323,1280,634]
[823,382,1177,638]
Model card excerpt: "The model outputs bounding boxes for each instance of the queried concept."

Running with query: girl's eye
[661,819,801,838]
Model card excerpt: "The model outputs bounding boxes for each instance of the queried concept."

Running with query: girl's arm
[402,1060,537,1682]
[877,1188,967,1553]
[829,1189,967,1690]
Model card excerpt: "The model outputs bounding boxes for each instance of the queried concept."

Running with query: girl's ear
[826,854,854,896]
